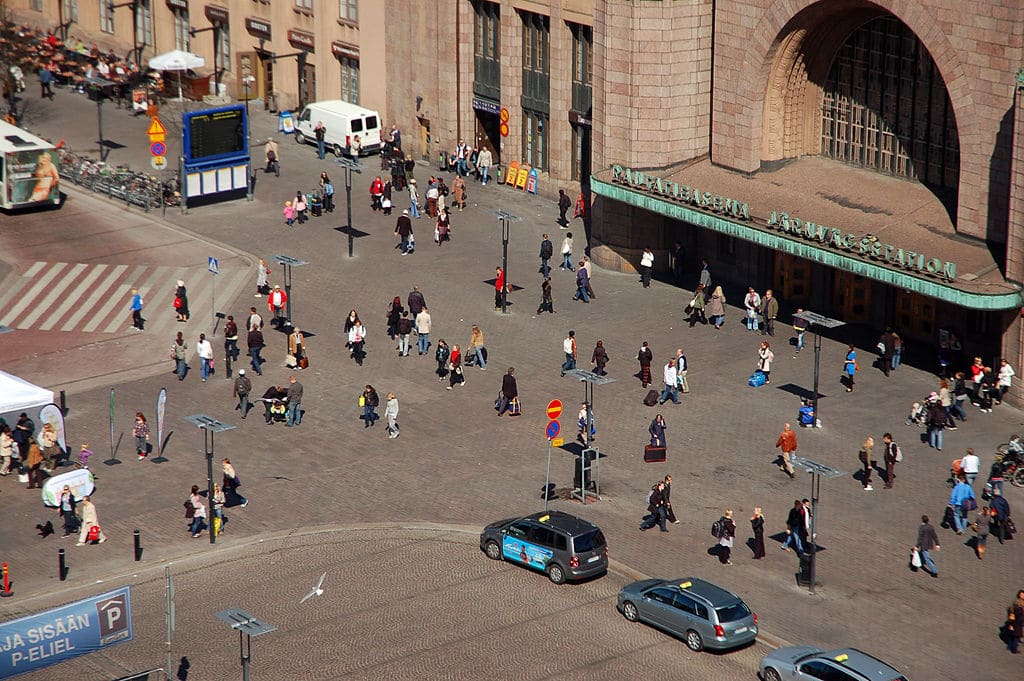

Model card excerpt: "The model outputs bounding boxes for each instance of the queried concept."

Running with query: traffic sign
[546,399,562,420]
[550,438,564,447]
[208,257,219,275]
[545,420,560,440]
[147,118,167,136]
[150,141,166,156]
[150,156,167,170]
[500,108,509,123]
[499,122,509,138]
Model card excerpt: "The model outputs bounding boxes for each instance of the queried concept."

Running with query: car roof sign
[834,653,849,662]
[678,581,692,589]
[538,515,550,523]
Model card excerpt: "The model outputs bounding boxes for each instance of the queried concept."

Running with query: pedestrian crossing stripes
[0,260,245,337]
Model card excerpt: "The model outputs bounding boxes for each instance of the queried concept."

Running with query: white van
[293,100,382,158]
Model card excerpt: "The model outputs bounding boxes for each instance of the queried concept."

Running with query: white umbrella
[148,50,206,100]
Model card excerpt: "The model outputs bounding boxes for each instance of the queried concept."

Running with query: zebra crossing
[0,260,248,336]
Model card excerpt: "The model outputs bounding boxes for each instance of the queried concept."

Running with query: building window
[571,124,588,181]
[340,57,359,104]
[473,0,499,60]
[571,23,592,86]
[472,0,500,101]
[339,0,357,22]
[295,0,313,11]
[29,0,42,10]
[522,12,549,75]
[99,0,114,33]
[216,23,231,72]
[523,109,547,171]
[62,0,78,24]
[172,9,189,51]
[135,0,152,47]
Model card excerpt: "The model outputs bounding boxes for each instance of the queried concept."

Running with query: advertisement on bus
[5,148,60,207]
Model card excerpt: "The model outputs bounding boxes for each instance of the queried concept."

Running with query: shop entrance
[834,271,872,322]
[259,54,275,111]
[475,109,500,164]
[895,290,936,341]
[774,253,811,305]
[299,63,316,110]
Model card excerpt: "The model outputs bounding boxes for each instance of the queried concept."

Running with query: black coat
[539,239,553,259]
[501,374,518,399]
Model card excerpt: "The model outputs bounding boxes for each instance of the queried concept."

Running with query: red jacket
[495,269,505,293]
[268,289,287,311]
[370,178,384,196]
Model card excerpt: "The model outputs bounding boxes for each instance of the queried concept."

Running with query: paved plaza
[0,87,1021,680]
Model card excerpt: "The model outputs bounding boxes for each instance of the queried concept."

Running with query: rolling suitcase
[748,370,767,387]
[644,445,666,463]
[643,389,659,406]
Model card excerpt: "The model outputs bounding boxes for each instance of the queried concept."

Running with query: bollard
[59,390,67,415]
[58,548,66,581]
[133,529,142,561]
[1,562,12,597]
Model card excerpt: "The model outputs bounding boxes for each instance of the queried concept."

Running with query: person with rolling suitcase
[645,415,667,463]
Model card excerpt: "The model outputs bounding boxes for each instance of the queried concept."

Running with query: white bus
[0,120,61,210]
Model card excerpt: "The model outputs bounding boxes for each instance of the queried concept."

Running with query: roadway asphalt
[0,81,1021,680]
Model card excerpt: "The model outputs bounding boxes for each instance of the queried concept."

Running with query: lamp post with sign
[494,210,522,314]
[792,310,845,426]
[791,457,844,595]
[336,157,362,257]
[271,255,308,330]
[184,414,234,545]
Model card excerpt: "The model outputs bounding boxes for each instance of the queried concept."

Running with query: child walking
[283,200,295,226]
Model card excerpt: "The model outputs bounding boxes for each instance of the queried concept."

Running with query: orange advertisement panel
[515,164,530,190]
[505,160,519,185]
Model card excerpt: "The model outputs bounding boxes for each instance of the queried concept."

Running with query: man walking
[539,234,553,277]
[129,288,144,331]
[477,145,492,184]
[233,369,252,419]
[573,265,590,303]
[781,499,805,556]
[775,423,797,479]
[659,358,680,405]
[882,432,901,488]
[961,447,980,487]
[247,325,265,376]
[394,210,414,254]
[397,311,413,356]
[675,348,689,394]
[561,330,577,377]
[494,266,505,310]
[557,189,571,227]
[759,289,779,336]
[285,375,303,427]
[248,306,263,332]
[224,315,240,364]
[496,367,519,416]
[268,285,288,326]
[915,515,940,577]
[640,481,669,532]
[416,306,432,355]
[385,392,400,438]
[196,333,214,382]
[639,247,654,288]
[407,286,427,318]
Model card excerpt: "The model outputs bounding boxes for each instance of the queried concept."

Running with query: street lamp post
[85,76,116,162]
[336,158,362,258]
[792,311,844,426]
[242,75,255,202]
[791,457,845,595]
[565,369,615,502]
[184,414,235,545]
[214,608,276,681]
[493,210,522,314]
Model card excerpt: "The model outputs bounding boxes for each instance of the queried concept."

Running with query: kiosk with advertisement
[181,104,250,207]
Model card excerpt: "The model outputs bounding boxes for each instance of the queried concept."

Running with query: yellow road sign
[550,438,564,447]
[148,133,166,143]
[147,118,167,136]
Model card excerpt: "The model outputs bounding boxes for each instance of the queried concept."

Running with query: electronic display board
[183,105,248,164]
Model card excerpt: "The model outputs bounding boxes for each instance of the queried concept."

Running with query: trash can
[797,553,813,586]
[496,165,505,184]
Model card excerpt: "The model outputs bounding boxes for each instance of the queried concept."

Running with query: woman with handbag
[173,280,189,322]
[289,327,307,369]
[348,317,367,366]
[447,344,465,389]
[757,341,775,384]
[686,285,706,327]
[361,385,380,427]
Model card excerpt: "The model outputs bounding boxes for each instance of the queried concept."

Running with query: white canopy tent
[0,370,54,421]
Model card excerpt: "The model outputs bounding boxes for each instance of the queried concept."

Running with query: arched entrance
[762,8,960,214]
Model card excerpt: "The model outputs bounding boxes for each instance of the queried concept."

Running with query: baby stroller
[946,458,965,488]
[905,401,928,427]
[308,192,323,217]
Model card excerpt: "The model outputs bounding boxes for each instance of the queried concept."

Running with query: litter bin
[797,553,813,586]
[496,165,505,184]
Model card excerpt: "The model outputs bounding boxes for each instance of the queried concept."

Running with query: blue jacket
[948,481,975,508]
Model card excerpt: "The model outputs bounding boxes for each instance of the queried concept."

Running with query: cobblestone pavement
[0,83,1022,680]
[8,527,769,681]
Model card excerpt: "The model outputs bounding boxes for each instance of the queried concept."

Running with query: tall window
[522,12,549,76]
[339,0,357,22]
[571,24,592,86]
[340,58,359,104]
[215,23,231,72]
[135,0,152,47]
[172,9,189,51]
[523,110,547,171]
[295,0,313,11]
[61,0,78,23]
[472,0,500,100]
[571,124,584,181]
[99,0,114,33]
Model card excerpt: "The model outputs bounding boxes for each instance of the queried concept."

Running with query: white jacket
[197,340,213,359]
[663,363,677,386]
[348,324,366,344]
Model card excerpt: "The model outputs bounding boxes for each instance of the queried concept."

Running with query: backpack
[644,489,654,505]
[711,518,725,539]
[893,444,903,462]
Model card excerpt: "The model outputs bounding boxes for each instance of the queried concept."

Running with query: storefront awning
[591,159,1023,311]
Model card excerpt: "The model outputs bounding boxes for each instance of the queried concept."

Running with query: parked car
[616,577,757,652]
[479,511,607,584]
[759,646,908,681]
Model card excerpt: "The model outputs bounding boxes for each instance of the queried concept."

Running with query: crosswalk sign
[208,257,219,275]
